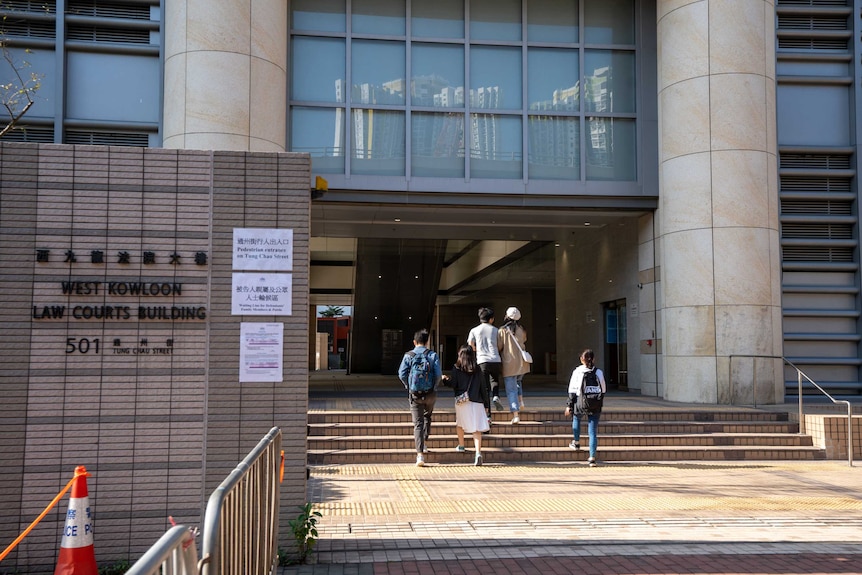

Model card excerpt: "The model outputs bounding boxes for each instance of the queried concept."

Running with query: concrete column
[163,0,287,151]
[657,0,783,404]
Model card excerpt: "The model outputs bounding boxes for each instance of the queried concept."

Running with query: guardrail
[730,355,854,466]
[199,427,283,575]
[125,525,198,575]
[125,427,283,575]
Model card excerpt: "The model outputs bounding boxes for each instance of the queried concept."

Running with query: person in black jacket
[443,345,491,465]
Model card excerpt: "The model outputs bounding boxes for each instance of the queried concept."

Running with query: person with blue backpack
[398,328,442,467]
[564,349,606,467]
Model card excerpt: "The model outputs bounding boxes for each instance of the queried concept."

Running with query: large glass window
[289,0,638,183]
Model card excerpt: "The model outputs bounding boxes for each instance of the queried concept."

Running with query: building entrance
[309,202,650,390]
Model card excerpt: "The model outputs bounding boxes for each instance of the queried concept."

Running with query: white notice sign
[231,273,293,316]
[240,322,284,382]
[233,228,293,271]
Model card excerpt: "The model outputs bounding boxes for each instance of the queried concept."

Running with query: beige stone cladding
[0,143,309,571]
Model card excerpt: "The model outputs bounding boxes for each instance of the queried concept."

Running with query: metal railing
[730,355,854,466]
[125,427,283,575]
[200,426,283,575]
[125,525,198,575]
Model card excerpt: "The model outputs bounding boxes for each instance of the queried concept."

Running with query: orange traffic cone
[54,466,97,575]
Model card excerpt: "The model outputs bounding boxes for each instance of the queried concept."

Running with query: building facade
[1,0,860,569]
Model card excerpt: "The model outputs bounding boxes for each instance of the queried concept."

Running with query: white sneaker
[416,454,425,467]
[588,457,597,467]
[474,453,483,466]
[492,396,504,411]
[511,416,520,424]
[569,441,580,451]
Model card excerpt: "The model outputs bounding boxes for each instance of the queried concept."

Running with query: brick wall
[0,143,310,571]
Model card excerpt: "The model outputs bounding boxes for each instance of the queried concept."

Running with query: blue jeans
[503,375,522,412]
[572,412,601,458]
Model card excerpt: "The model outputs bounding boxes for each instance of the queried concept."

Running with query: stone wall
[0,143,310,571]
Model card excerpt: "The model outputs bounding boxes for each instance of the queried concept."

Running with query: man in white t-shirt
[467,307,504,411]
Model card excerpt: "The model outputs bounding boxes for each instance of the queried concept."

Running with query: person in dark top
[444,344,490,466]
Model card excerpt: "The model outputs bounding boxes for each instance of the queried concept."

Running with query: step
[309,420,800,436]
[307,444,827,465]
[308,432,814,450]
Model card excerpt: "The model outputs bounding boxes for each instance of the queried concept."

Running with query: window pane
[585,0,635,44]
[412,0,464,38]
[528,49,578,111]
[291,107,345,174]
[528,0,578,43]
[586,117,635,181]
[68,52,159,122]
[412,44,464,108]
[351,109,405,176]
[291,0,345,33]
[352,0,405,36]
[412,112,465,177]
[470,0,521,41]
[470,115,522,179]
[529,116,579,180]
[352,40,405,104]
[584,50,635,113]
[470,46,521,109]
[291,37,345,103]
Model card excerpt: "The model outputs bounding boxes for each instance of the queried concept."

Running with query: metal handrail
[729,354,854,466]
[125,525,198,575]
[199,426,283,575]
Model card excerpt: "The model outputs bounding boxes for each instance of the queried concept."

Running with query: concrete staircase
[307,407,826,465]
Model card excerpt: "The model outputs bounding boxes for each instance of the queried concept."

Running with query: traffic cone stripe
[58,497,93,549]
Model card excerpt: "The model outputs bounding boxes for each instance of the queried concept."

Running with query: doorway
[603,299,628,391]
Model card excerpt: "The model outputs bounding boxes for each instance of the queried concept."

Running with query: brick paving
[283,379,862,575]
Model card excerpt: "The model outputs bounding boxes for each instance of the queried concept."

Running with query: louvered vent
[782,246,855,261]
[0,19,56,39]
[0,126,54,142]
[780,153,851,169]
[777,16,848,29]
[64,131,148,147]
[777,0,850,6]
[66,25,151,44]
[781,199,852,214]
[780,177,851,193]
[782,223,853,239]
[0,0,57,14]
[778,37,848,49]
[66,1,152,20]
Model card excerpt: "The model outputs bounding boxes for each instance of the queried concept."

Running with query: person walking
[498,306,530,424]
[564,349,606,467]
[467,307,504,415]
[444,345,490,466]
[398,329,442,467]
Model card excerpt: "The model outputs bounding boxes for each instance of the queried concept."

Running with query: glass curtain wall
[289,0,637,182]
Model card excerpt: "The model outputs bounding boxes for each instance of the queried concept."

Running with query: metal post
[798,371,804,434]
[847,403,854,467]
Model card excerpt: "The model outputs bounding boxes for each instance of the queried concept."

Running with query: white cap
[506,307,521,321]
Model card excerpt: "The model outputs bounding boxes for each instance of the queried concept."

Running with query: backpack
[576,367,603,414]
[406,350,434,394]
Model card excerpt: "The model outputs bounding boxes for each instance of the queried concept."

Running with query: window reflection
[291,37,345,103]
[292,0,345,32]
[352,0,405,36]
[586,117,635,181]
[351,109,405,176]
[470,0,521,41]
[528,49,579,112]
[470,115,522,179]
[584,51,635,113]
[291,107,345,174]
[529,116,580,180]
[528,0,578,43]
[470,46,521,109]
[412,112,465,178]
[352,40,405,104]
[585,0,635,44]
[412,44,464,108]
[412,0,463,38]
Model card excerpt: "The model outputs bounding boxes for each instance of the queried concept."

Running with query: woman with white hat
[499,306,530,424]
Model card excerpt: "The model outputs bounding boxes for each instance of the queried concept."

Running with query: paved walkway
[283,376,862,574]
